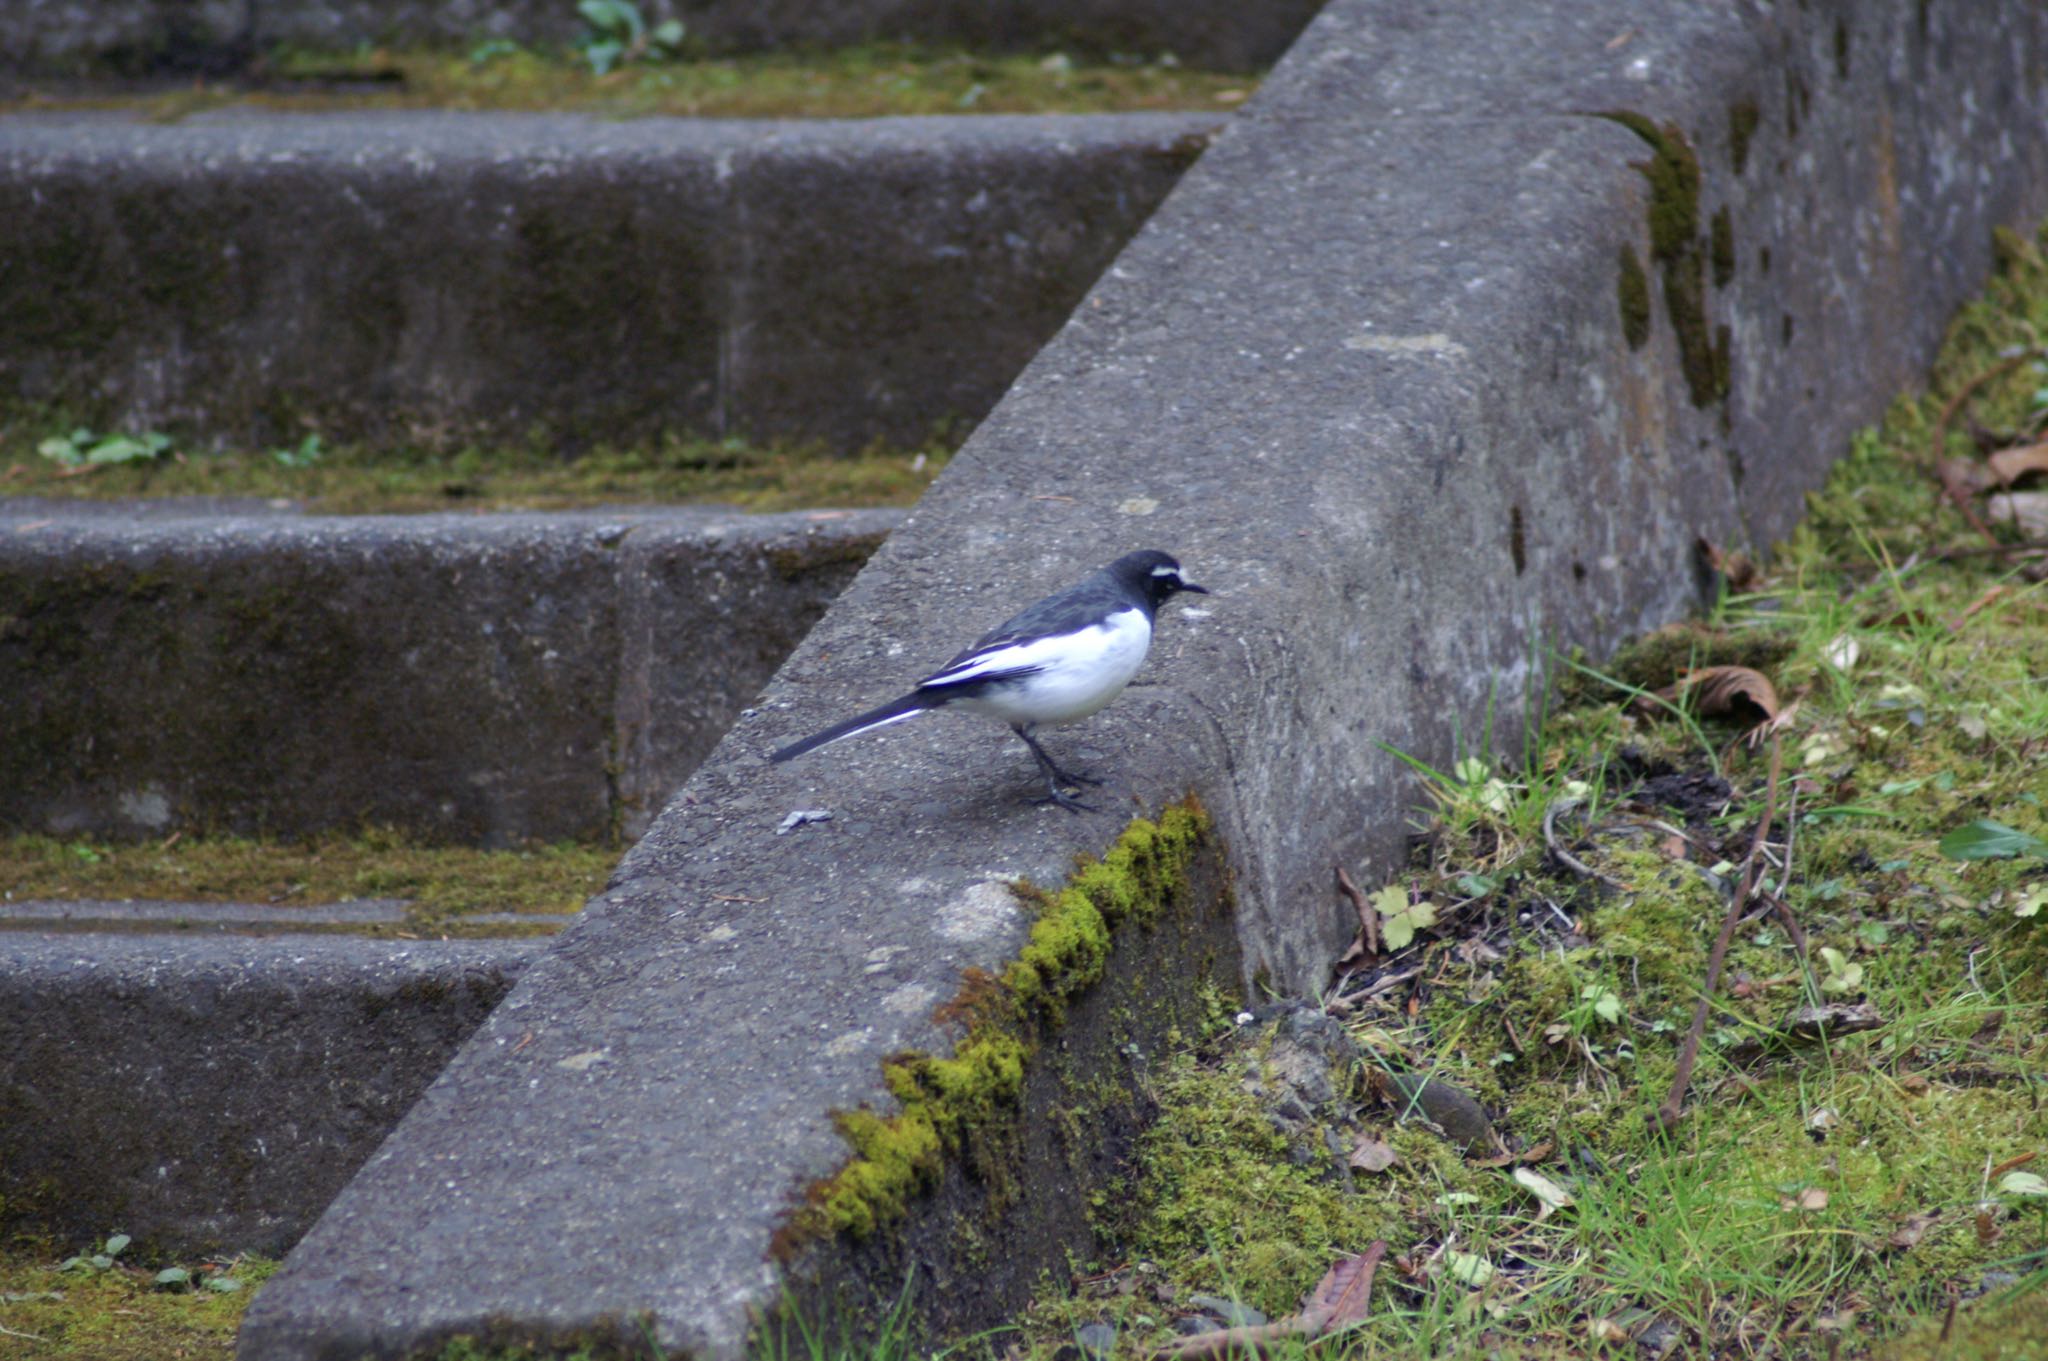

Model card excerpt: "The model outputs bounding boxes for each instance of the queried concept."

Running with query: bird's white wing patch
[932,608,1153,726]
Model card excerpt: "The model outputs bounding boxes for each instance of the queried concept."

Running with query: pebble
[1074,1321,1118,1357]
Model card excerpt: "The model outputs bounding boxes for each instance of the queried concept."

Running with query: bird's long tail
[770,692,936,764]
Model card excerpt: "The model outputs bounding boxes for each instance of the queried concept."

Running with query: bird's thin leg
[1013,725,1100,812]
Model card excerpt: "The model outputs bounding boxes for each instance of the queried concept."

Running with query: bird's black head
[1109,549,1209,612]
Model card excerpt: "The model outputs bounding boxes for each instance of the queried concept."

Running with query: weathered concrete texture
[0,0,1316,75]
[0,110,1214,452]
[238,0,2048,1356]
[0,932,540,1254]
[0,501,900,843]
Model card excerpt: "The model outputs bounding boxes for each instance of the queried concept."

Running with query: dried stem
[1652,733,1785,1131]
[1336,863,1380,958]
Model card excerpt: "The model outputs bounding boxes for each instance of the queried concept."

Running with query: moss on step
[2,42,1257,121]
[0,420,953,515]
[0,830,614,936]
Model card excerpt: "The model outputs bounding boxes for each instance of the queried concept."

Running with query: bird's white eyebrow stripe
[1150,565,1179,577]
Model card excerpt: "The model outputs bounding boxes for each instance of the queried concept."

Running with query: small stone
[1073,1321,1118,1357]
[1171,1315,1224,1336]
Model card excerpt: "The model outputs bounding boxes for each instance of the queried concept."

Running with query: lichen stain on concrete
[1341,331,1469,359]
[934,878,1023,943]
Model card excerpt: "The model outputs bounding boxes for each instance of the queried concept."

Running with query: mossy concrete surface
[0,109,1215,454]
[236,0,2048,1356]
[0,502,897,844]
[0,932,538,1255]
[0,0,1318,77]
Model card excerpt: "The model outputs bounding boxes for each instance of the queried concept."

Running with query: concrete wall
[236,1,2048,1357]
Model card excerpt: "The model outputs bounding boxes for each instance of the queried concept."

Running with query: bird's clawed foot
[1014,725,1103,813]
[1030,781,1099,814]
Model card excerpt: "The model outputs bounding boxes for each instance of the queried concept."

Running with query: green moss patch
[0,1237,274,1360]
[786,800,1212,1248]
[0,831,615,935]
[4,43,1256,121]
[0,423,951,515]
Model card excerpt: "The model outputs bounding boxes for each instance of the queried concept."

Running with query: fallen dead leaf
[1655,665,1780,724]
[1349,1134,1399,1174]
[1698,537,1762,593]
[1305,1244,1385,1329]
[1512,1167,1574,1220]
[1471,1140,1554,1169]
[1781,1186,1829,1212]
[1886,1210,1941,1251]
[1988,440,2048,485]
[1976,1206,2003,1247]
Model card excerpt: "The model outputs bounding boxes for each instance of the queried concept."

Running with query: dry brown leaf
[1698,537,1762,592]
[1988,441,2048,485]
[1349,1134,1399,1174]
[1661,665,1780,722]
[1887,1210,1942,1251]
[1305,1242,1387,1330]
[1781,1186,1829,1212]
[1975,1206,2003,1247]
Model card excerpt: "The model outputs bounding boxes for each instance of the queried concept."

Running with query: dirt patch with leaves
[1009,229,2048,1359]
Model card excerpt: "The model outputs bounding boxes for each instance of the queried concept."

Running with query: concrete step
[0,898,573,935]
[0,500,902,845]
[0,925,542,1255]
[0,109,1219,453]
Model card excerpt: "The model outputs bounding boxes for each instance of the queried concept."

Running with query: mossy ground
[1002,232,2048,1357]
[0,830,615,935]
[0,423,951,515]
[1,43,1255,120]
[0,1238,275,1360]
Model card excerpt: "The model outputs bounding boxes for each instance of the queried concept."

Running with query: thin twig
[1926,348,2046,549]
[0,1323,48,1342]
[1543,799,1628,889]
[1772,783,1802,898]
[1336,864,1380,957]
[1652,734,1785,1131]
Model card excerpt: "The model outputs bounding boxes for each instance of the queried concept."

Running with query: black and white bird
[770,549,1209,811]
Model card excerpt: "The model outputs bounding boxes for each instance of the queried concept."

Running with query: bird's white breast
[954,607,1152,726]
